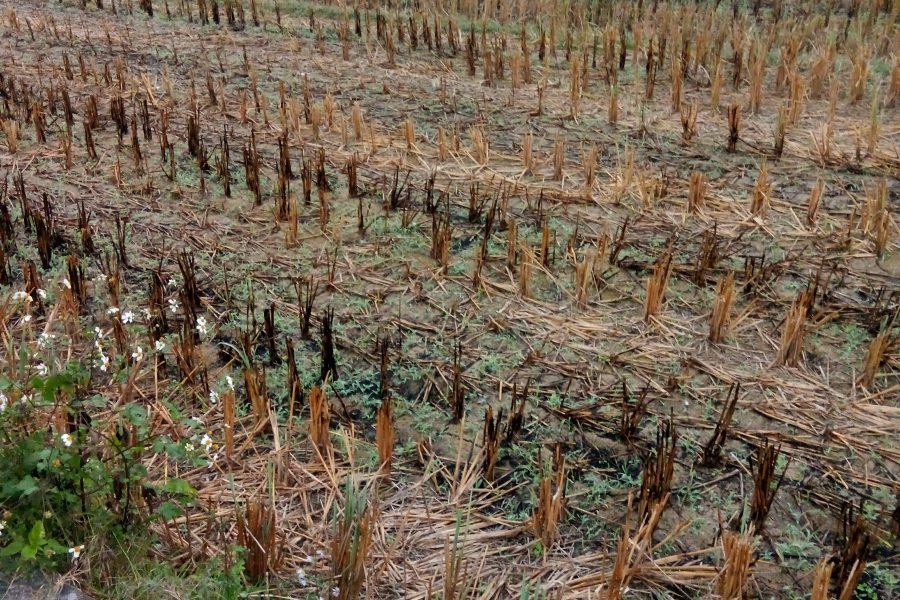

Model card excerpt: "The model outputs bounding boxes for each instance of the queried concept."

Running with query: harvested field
[0,0,899,598]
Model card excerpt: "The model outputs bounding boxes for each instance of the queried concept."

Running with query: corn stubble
[637,417,675,529]
[331,481,374,600]
[532,448,566,549]
[748,441,790,533]
[236,497,284,583]
[714,528,757,600]
[376,340,394,473]
[777,294,808,367]
[701,383,741,467]
[644,249,673,322]
[709,271,735,344]
[308,384,331,458]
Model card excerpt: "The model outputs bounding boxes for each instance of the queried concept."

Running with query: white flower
[142,309,152,320]
[200,434,213,452]
[0,393,7,411]
[316,549,325,559]
[94,327,104,338]
[0,520,5,535]
[122,311,134,323]
[99,353,110,372]
[107,306,119,315]
[207,452,219,468]
[332,587,339,597]
[22,315,31,323]
[226,376,234,390]
[38,332,55,348]
[12,291,27,300]
[36,363,48,376]
[96,273,107,281]
[168,278,177,287]
[20,394,31,405]
[132,346,143,361]
[185,442,195,452]
[62,278,71,289]
[196,316,208,336]
[61,433,73,447]
[168,298,179,313]
[37,289,46,299]
[297,568,307,586]
[304,555,314,563]
[209,390,218,404]
[68,544,84,559]
[155,339,166,352]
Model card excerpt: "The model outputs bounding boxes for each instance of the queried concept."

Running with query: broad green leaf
[0,539,24,556]
[16,475,39,496]
[162,478,196,498]
[122,403,147,427]
[28,521,45,548]
[158,501,183,520]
